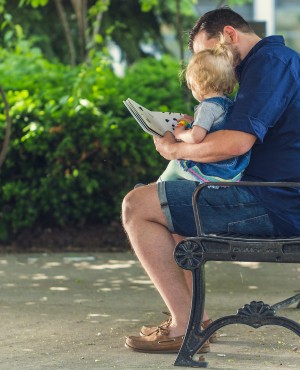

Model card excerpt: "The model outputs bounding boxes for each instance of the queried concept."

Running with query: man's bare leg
[122,183,208,337]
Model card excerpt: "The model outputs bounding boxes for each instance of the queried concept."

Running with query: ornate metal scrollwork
[238,301,276,317]
[174,240,204,270]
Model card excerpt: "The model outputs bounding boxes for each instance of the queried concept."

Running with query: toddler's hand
[181,114,194,123]
[174,124,186,139]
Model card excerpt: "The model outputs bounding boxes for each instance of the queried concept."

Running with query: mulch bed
[0,221,131,254]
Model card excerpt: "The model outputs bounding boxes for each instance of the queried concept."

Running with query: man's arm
[154,129,256,162]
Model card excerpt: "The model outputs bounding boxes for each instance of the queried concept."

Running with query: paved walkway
[0,252,299,369]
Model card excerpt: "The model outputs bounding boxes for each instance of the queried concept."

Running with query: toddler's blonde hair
[185,35,237,97]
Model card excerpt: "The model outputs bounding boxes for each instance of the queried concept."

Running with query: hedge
[0,46,191,240]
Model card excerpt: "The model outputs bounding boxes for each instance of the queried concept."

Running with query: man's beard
[232,46,242,66]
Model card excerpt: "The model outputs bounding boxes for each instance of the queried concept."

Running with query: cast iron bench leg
[174,263,209,368]
[174,182,300,367]
[174,240,300,368]
[271,293,300,311]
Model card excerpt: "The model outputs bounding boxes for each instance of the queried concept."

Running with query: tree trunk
[86,9,103,59]
[54,0,77,65]
[0,86,11,170]
[175,0,184,63]
[70,0,88,62]
[85,0,110,61]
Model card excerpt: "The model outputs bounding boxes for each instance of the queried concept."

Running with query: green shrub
[0,48,189,240]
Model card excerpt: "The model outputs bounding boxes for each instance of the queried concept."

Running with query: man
[122,7,300,353]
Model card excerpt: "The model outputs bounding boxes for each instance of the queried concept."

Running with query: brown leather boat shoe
[140,313,219,343]
[140,312,172,336]
[202,318,219,343]
[125,327,211,354]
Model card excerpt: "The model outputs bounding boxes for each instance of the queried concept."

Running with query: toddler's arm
[174,124,207,144]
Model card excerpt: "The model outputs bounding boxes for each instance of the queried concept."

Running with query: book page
[124,98,183,136]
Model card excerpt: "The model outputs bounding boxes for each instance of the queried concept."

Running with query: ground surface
[0,252,299,369]
[0,222,130,253]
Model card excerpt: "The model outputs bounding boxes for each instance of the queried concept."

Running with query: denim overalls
[179,96,251,182]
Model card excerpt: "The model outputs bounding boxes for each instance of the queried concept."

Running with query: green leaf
[139,0,158,12]
[94,34,103,44]
[15,24,23,39]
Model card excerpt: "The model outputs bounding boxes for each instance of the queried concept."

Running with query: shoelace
[153,326,170,336]
[145,313,172,337]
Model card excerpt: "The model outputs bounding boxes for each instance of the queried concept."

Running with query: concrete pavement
[0,252,299,369]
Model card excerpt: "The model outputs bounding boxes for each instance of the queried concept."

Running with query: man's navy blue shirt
[225,36,300,235]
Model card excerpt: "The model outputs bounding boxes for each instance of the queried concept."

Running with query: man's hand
[153,131,177,160]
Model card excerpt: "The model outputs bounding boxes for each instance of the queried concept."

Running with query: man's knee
[122,189,140,228]
[122,184,162,229]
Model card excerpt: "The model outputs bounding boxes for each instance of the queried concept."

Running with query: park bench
[173,181,300,368]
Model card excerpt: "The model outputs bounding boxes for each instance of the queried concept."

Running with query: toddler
[158,38,250,182]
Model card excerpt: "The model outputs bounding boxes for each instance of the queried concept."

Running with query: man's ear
[223,26,239,44]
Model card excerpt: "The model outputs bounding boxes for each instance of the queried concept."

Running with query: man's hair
[188,7,254,52]
[185,36,237,96]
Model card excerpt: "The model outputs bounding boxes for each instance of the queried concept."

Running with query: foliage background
[0,0,248,243]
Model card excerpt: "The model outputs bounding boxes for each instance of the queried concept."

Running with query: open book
[123,98,184,137]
